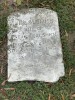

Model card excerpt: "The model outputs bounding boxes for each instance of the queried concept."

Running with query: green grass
[0,0,75,100]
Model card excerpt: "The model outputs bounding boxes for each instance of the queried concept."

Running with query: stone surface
[7,8,65,82]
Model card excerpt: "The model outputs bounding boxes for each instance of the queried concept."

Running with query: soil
[0,35,7,79]
[68,32,75,54]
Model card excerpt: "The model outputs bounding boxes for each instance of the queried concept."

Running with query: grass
[0,0,75,100]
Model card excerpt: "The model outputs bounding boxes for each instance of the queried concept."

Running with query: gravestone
[8,8,65,82]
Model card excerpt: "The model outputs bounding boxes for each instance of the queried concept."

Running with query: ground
[0,0,75,100]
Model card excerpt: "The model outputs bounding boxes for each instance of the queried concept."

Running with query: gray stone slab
[7,8,65,82]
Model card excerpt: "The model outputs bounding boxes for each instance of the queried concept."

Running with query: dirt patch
[68,32,75,54]
[0,35,7,79]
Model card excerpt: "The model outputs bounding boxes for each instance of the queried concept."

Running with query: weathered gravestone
[8,8,65,82]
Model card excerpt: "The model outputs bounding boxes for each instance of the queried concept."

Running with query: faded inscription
[8,8,65,82]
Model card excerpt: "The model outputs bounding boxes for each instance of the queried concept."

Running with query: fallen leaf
[40,3,45,6]
[69,68,73,76]
[1,80,7,86]
[17,96,21,100]
[0,88,7,97]
[16,0,23,5]
[3,0,8,10]
[1,74,11,86]
[0,41,2,43]
[70,94,75,99]
[48,94,51,100]
[14,0,16,2]
[65,30,68,37]
[4,88,15,91]
[61,94,65,100]
[1,66,3,74]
